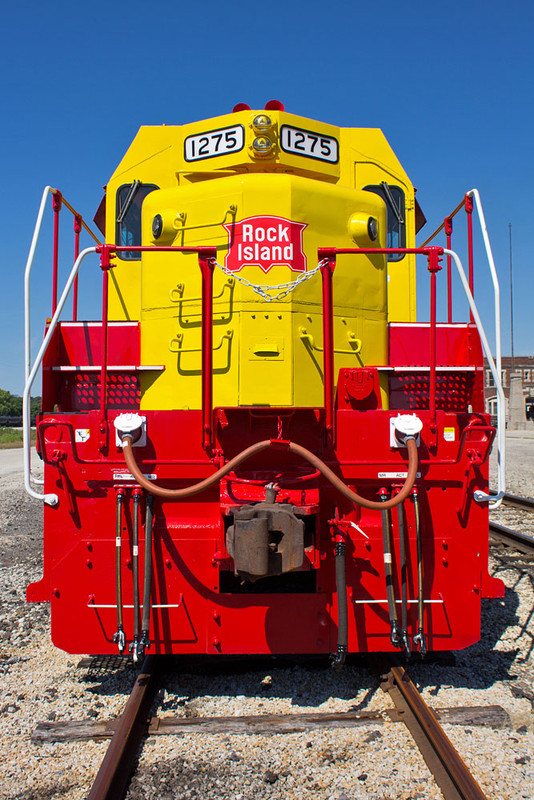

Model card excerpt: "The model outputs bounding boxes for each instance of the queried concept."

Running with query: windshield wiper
[381,181,404,225]
[116,180,141,224]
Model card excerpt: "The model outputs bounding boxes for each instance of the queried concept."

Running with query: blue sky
[2,0,532,394]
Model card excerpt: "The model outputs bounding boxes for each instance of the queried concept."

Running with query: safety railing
[24,189,504,510]
[317,241,504,508]
[24,247,98,505]
[24,187,102,492]
[23,237,217,506]
[418,188,504,508]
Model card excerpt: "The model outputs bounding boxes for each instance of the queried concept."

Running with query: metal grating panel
[62,372,141,411]
[389,372,473,412]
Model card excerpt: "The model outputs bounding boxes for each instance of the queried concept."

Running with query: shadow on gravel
[408,584,523,693]
[82,656,381,710]
[80,580,524,709]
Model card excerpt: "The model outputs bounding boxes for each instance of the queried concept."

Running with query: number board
[279,125,339,163]
[184,125,244,162]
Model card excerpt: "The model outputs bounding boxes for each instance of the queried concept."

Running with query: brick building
[484,356,534,423]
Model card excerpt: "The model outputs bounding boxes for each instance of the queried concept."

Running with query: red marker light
[265,100,285,111]
[233,103,251,112]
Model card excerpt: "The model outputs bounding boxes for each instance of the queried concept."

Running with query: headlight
[152,214,163,239]
[252,136,274,157]
[253,114,272,132]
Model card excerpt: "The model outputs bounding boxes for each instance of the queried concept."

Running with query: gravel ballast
[0,437,532,800]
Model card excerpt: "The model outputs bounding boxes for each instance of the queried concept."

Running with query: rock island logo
[223,215,307,274]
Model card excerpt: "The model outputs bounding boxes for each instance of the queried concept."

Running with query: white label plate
[378,471,422,479]
[279,125,339,163]
[113,472,157,481]
[184,125,244,162]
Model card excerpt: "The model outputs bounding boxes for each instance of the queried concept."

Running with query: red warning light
[233,103,251,112]
[265,100,285,111]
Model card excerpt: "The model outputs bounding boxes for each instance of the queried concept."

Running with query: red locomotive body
[24,105,505,664]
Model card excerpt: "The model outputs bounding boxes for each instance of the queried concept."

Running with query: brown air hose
[122,436,418,511]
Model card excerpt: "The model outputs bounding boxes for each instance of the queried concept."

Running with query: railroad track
[377,662,490,800]
[33,655,496,800]
[499,492,534,512]
[489,520,534,554]
[489,491,534,562]
[87,655,162,800]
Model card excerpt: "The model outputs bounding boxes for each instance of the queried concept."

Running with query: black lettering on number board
[184,125,245,162]
[279,125,339,164]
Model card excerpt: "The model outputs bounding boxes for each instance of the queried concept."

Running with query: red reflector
[233,103,251,112]
[265,99,285,111]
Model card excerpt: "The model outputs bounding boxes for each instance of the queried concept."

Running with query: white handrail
[467,189,502,380]
[443,248,505,509]
[24,187,57,486]
[23,247,97,506]
[465,188,504,509]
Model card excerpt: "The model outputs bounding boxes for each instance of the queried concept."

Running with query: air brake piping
[121,436,419,511]
[129,491,141,664]
[397,500,411,655]
[412,489,427,655]
[331,528,348,672]
[380,490,403,649]
[112,490,126,655]
[138,494,154,659]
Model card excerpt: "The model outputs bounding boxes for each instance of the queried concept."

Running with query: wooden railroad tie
[32,704,510,743]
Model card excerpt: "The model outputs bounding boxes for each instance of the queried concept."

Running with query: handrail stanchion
[98,246,113,453]
[25,187,55,383]
[427,248,442,433]
[52,191,62,314]
[445,217,453,323]
[199,248,217,452]
[73,214,82,321]
[318,249,336,443]
[24,186,56,487]
[465,193,474,323]
[465,188,505,507]
[420,198,466,248]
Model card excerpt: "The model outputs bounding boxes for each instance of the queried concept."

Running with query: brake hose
[397,500,411,655]
[121,436,418,511]
[139,494,154,658]
[129,491,141,663]
[380,491,402,649]
[112,490,126,655]
[331,536,348,671]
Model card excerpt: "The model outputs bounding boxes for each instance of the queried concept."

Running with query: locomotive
[23,101,505,665]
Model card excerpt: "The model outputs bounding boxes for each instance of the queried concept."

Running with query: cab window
[116,182,158,260]
[364,183,405,261]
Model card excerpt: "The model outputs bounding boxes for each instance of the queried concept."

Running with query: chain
[212,258,329,303]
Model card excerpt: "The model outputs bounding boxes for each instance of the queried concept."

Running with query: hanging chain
[211,257,329,303]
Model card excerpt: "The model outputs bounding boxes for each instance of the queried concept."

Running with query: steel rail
[87,655,162,800]
[489,521,534,555]
[379,662,489,800]
[500,492,534,512]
